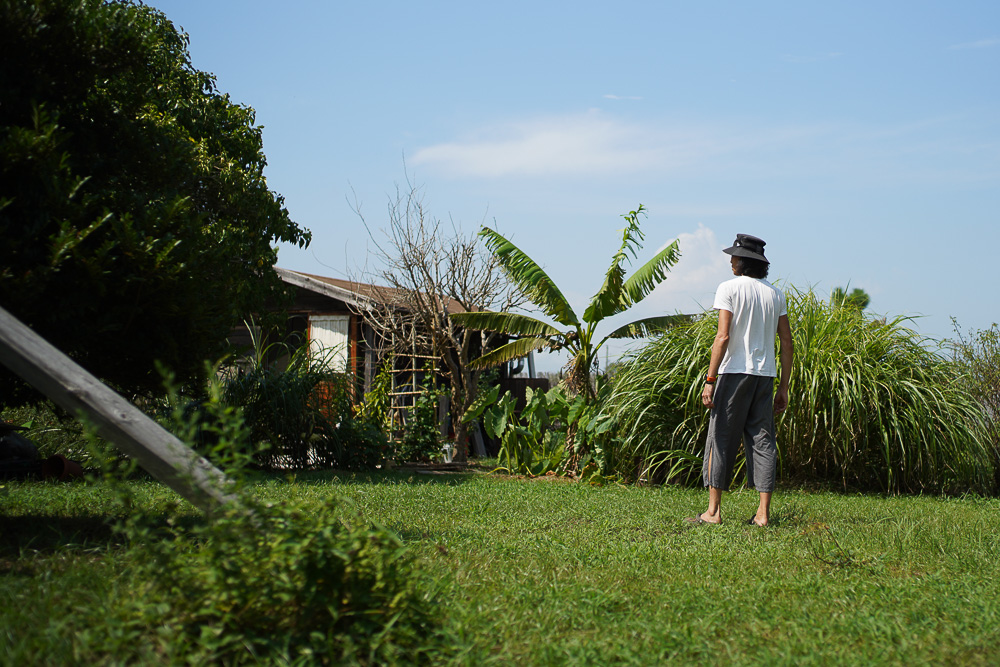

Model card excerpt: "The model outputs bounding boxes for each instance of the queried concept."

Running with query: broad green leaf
[591,416,614,436]
[468,337,551,369]
[450,310,561,338]
[621,238,681,308]
[488,407,507,440]
[566,395,587,423]
[479,227,579,326]
[461,384,500,423]
[605,314,692,339]
[582,205,646,324]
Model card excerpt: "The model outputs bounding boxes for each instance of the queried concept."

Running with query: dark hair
[733,256,769,279]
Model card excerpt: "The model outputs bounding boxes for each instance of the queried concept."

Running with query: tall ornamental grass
[605,287,994,494]
[221,333,385,470]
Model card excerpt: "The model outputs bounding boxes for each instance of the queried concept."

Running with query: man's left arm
[774,314,793,414]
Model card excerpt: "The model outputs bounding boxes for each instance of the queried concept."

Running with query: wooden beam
[0,306,237,513]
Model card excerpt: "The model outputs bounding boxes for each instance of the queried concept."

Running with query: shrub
[397,383,446,463]
[462,381,615,479]
[464,383,568,475]
[77,372,448,664]
[605,287,994,494]
[222,334,385,470]
[952,321,1000,492]
[112,496,446,665]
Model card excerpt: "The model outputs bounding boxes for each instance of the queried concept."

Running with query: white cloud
[948,38,999,50]
[410,111,825,178]
[409,109,994,191]
[643,224,730,314]
[603,94,643,100]
[411,111,662,177]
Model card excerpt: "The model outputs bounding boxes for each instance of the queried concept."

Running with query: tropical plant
[220,329,385,470]
[605,287,994,494]
[451,205,684,470]
[467,381,617,480]
[464,384,567,476]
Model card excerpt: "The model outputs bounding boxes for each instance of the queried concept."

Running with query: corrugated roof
[275,267,469,314]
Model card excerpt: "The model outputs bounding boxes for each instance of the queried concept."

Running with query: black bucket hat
[723,234,769,264]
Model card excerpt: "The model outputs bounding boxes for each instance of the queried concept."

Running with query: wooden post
[411,325,418,397]
[0,306,237,513]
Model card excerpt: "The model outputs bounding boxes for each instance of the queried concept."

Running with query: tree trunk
[562,354,595,475]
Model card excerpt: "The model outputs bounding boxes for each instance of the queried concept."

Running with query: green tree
[0,0,310,403]
[450,205,685,468]
[831,286,871,310]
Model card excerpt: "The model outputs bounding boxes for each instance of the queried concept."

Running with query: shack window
[308,315,349,372]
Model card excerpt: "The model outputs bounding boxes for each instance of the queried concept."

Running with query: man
[687,234,793,527]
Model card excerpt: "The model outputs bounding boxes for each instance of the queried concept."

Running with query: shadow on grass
[0,515,123,560]
[255,466,490,488]
[0,512,206,562]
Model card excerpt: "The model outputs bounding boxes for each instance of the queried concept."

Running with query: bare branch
[346,179,528,460]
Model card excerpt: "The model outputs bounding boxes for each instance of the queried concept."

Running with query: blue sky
[151,0,999,371]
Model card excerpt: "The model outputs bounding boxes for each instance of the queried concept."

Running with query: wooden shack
[229,267,546,454]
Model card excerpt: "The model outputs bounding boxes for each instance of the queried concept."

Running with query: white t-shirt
[713,276,787,377]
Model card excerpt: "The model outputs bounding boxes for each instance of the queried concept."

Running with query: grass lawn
[3,468,1000,665]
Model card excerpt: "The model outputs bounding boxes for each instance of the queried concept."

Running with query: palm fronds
[582,207,682,322]
[583,206,647,323]
[478,227,579,327]
[449,311,561,339]
[620,239,681,308]
[468,336,551,369]
[606,314,692,340]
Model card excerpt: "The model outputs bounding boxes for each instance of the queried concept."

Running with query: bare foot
[685,511,722,525]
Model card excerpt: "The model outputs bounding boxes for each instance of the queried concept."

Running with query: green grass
[3,471,1000,665]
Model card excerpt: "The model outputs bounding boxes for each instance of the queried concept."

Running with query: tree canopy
[0,0,310,402]
[831,286,871,310]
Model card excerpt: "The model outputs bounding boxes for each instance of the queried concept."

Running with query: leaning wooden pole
[0,305,237,513]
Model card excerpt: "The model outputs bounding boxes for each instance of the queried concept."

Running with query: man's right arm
[702,309,732,408]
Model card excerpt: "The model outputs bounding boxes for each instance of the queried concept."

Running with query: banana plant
[463,383,569,476]
[450,204,686,403]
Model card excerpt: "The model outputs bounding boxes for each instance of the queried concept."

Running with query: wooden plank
[0,306,237,513]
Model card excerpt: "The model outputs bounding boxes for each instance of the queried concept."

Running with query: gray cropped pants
[702,373,777,493]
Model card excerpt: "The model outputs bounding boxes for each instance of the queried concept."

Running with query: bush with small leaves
[116,496,447,665]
